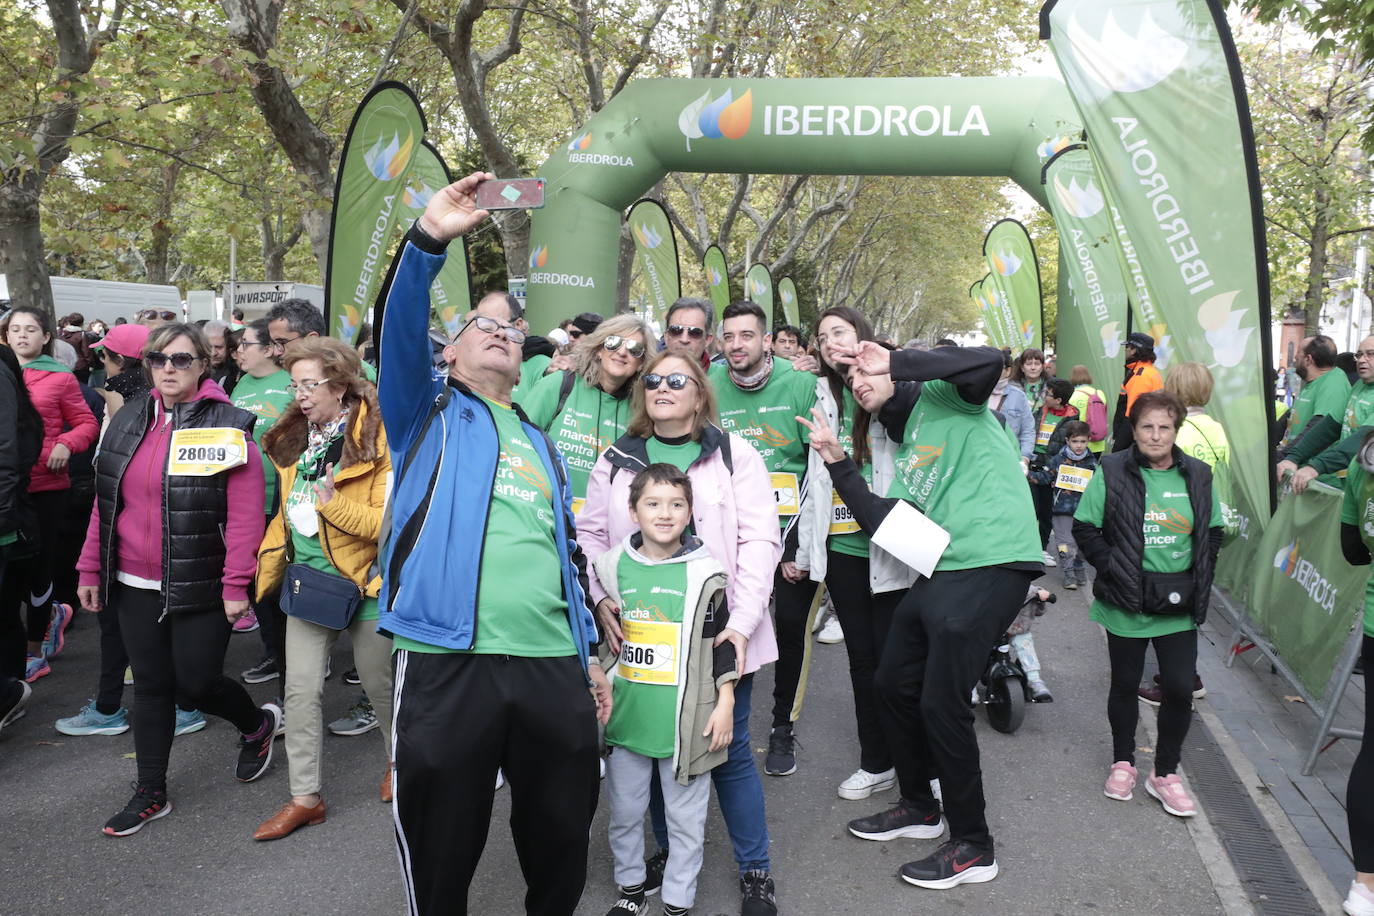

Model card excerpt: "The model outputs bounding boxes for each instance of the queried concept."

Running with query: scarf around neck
[728,353,774,392]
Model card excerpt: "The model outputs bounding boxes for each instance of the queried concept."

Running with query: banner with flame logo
[326,82,427,343]
[777,277,800,328]
[1042,0,1274,532]
[744,263,775,327]
[627,199,681,324]
[982,219,1043,353]
[702,245,731,323]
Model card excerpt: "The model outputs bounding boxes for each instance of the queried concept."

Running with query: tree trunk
[0,181,54,316]
[144,161,183,285]
[615,224,635,313]
[1304,180,1331,336]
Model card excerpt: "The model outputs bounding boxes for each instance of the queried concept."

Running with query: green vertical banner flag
[745,263,774,327]
[627,199,681,323]
[703,245,731,322]
[397,142,472,338]
[971,276,1003,349]
[1042,145,1129,409]
[1042,0,1275,530]
[325,81,427,342]
[983,219,1044,352]
[777,277,799,327]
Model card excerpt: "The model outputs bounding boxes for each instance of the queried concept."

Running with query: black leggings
[1350,635,1374,872]
[1029,481,1053,552]
[15,488,65,643]
[770,566,820,729]
[114,584,264,790]
[825,550,899,774]
[1105,628,1197,776]
[875,565,1036,848]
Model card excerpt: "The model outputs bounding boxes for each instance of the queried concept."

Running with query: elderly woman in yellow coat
[250,337,393,840]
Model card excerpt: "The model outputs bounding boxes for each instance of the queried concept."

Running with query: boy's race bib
[618,618,680,686]
[1055,464,1093,493]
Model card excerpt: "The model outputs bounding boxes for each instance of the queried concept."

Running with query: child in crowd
[594,463,740,916]
[1031,420,1096,589]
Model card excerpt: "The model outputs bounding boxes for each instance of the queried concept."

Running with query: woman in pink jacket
[1,307,98,681]
[578,348,783,913]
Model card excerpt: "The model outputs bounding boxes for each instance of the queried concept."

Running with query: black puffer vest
[94,392,256,615]
[1092,446,1217,623]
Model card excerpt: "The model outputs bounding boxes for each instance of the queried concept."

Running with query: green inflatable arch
[525,76,1078,331]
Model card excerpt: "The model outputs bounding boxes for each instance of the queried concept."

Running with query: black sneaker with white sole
[848,798,944,841]
[343,667,361,685]
[235,703,282,782]
[102,784,172,836]
[240,656,279,685]
[604,886,647,915]
[899,838,998,889]
[740,869,777,916]
[764,725,797,776]
[643,848,668,896]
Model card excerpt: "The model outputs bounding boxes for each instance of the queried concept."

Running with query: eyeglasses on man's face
[459,315,526,345]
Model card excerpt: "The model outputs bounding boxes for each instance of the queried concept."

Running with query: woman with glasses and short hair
[578,349,785,914]
[521,313,653,510]
[76,322,279,837]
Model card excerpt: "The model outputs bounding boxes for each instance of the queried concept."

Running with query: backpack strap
[553,370,577,420]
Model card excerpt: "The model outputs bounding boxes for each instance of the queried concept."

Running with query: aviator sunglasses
[642,373,694,391]
[602,335,646,359]
[666,324,706,339]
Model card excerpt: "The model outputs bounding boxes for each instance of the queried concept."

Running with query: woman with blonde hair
[521,312,653,509]
[251,337,394,840]
[578,348,785,911]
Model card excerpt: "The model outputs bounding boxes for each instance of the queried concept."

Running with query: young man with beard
[708,300,819,777]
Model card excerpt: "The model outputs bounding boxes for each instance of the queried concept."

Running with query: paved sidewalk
[4,574,1354,914]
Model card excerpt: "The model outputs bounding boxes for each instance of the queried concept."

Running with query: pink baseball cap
[92,323,150,360]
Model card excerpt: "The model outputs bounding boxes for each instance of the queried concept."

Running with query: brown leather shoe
[380,766,393,803]
[253,799,326,840]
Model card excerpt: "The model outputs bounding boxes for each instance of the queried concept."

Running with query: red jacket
[21,356,98,493]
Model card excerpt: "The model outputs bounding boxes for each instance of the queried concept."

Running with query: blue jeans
[651,673,770,873]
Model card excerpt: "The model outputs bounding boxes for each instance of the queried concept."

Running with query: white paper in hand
[871,500,950,578]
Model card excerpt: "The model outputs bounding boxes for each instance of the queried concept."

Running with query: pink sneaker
[1145,771,1197,817]
[1104,761,1137,801]
[232,608,259,634]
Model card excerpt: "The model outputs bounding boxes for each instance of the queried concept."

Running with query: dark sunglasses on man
[642,372,694,391]
[602,336,646,359]
[139,309,177,322]
[146,351,201,370]
[666,324,706,340]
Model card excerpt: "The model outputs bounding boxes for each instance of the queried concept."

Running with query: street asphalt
[1,575,1231,915]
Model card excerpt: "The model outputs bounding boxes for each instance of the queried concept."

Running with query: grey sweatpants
[1051,514,1085,581]
[606,747,710,909]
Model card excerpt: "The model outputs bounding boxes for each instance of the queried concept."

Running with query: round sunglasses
[146,351,201,371]
[642,373,695,391]
[603,335,646,359]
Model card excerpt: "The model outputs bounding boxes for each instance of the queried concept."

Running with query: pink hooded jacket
[577,426,781,675]
[22,356,98,493]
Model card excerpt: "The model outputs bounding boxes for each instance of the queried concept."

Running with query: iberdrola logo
[336,304,362,343]
[1196,290,1253,369]
[1273,538,1339,612]
[1037,136,1073,159]
[1052,173,1106,219]
[1147,323,1173,368]
[991,250,1021,277]
[567,132,593,153]
[1274,540,1300,575]
[632,223,663,249]
[781,286,794,305]
[529,245,549,269]
[747,276,768,298]
[402,180,435,211]
[1100,321,1122,358]
[707,265,724,287]
[678,88,753,151]
[1021,320,1035,347]
[363,132,415,181]
[1066,10,1189,98]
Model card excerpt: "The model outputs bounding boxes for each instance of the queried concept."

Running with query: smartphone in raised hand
[474,177,546,211]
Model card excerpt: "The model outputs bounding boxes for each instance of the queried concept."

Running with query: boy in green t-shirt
[595,464,739,916]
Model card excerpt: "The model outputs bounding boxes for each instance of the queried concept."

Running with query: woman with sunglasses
[578,350,784,915]
[794,307,918,803]
[252,337,393,840]
[522,314,653,509]
[77,322,278,837]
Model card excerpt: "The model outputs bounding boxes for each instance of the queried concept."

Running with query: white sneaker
[930,778,942,804]
[817,616,844,644]
[811,595,833,633]
[496,769,505,790]
[838,767,896,800]
[1344,880,1374,916]
[1042,551,1058,567]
